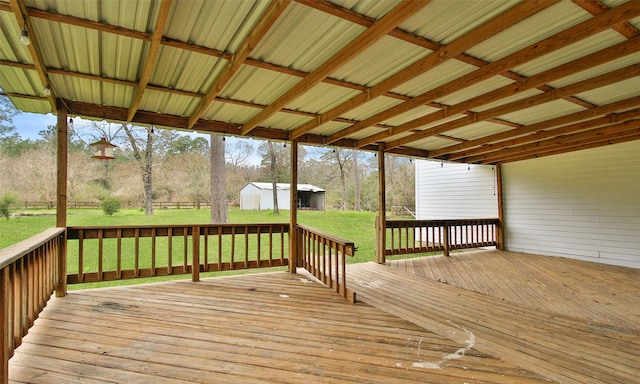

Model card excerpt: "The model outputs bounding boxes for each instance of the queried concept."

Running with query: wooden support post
[55,100,68,297]
[496,165,506,250]
[1,268,8,384]
[289,141,298,273]
[376,145,386,264]
[192,226,200,282]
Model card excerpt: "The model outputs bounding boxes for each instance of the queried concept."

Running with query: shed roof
[246,182,324,193]
[2,0,640,164]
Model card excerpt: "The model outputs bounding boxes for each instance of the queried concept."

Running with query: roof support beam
[290,0,557,141]
[324,0,640,146]
[383,55,640,150]
[362,37,640,149]
[8,0,56,112]
[126,0,173,122]
[437,97,640,161]
[476,120,640,164]
[187,0,291,129]
[240,0,430,136]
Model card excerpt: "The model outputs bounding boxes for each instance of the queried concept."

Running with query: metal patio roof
[1,0,640,164]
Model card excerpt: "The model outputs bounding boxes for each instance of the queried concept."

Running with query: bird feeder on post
[89,137,117,160]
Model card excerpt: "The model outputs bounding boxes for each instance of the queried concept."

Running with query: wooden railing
[66,224,289,284]
[386,218,500,257]
[1,228,65,384]
[297,224,356,303]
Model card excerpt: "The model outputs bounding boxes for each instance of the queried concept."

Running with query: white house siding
[415,160,499,220]
[415,160,499,246]
[502,141,640,269]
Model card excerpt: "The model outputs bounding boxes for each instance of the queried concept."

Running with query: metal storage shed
[240,182,325,211]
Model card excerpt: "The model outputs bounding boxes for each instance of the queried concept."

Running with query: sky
[13,112,57,140]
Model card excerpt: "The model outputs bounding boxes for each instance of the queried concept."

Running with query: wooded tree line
[0,97,415,214]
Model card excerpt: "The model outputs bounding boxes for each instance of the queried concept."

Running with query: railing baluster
[117,228,122,279]
[167,227,173,275]
[244,226,249,269]
[151,227,156,276]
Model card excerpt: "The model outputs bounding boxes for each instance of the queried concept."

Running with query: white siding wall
[240,184,261,210]
[502,141,640,269]
[415,160,498,219]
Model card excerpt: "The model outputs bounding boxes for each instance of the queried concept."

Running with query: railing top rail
[297,223,355,256]
[386,218,500,225]
[0,227,65,270]
[67,223,289,230]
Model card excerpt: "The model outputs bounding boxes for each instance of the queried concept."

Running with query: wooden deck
[9,270,549,383]
[348,250,640,383]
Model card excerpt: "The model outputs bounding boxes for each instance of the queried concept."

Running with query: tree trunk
[143,128,153,215]
[353,149,360,211]
[268,141,279,214]
[210,135,228,224]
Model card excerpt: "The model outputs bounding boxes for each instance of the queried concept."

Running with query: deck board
[351,251,640,383]
[9,271,549,383]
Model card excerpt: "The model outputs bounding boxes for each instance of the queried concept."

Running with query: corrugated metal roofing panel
[339,95,403,121]
[398,0,521,44]
[465,1,591,62]
[382,105,440,126]
[140,89,199,117]
[575,76,640,105]
[329,35,431,87]
[309,120,350,137]
[0,12,31,63]
[251,1,365,72]
[438,76,515,107]
[220,66,301,106]
[329,0,400,20]
[513,30,626,77]
[0,66,40,96]
[346,125,383,141]
[548,53,640,89]
[202,100,260,124]
[166,0,269,53]
[391,59,477,97]
[101,83,134,109]
[500,99,586,126]
[445,121,515,141]
[262,110,311,130]
[152,46,223,93]
[407,135,457,151]
[285,82,360,114]
[473,89,544,113]
[9,97,51,114]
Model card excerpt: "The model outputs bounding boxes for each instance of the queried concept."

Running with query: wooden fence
[66,224,290,284]
[386,218,500,257]
[0,228,65,384]
[297,224,356,303]
[21,201,210,210]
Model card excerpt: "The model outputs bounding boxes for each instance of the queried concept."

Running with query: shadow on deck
[347,250,640,383]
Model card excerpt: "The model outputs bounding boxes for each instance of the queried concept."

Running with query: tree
[210,135,228,223]
[123,125,155,215]
[353,149,361,211]
[259,140,290,215]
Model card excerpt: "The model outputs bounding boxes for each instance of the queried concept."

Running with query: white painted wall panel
[502,141,640,269]
[415,160,498,219]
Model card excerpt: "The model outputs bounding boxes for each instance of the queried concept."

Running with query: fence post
[443,223,450,257]
[192,226,200,282]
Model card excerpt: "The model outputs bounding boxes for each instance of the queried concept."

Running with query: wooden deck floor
[348,250,640,383]
[9,271,549,383]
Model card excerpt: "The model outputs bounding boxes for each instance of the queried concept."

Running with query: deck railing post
[1,268,8,384]
[192,226,200,282]
[443,223,450,257]
[55,231,67,297]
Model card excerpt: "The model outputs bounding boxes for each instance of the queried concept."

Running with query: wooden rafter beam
[573,0,640,38]
[187,0,291,129]
[383,57,640,150]
[126,0,173,122]
[477,122,640,164]
[290,0,557,141]
[461,113,640,163]
[324,1,640,146]
[433,97,640,161]
[8,0,56,112]
[240,0,430,136]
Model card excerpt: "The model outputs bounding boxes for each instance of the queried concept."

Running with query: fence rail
[0,227,65,384]
[297,224,356,303]
[21,201,210,210]
[66,224,289,284]
[386,218,500,257]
